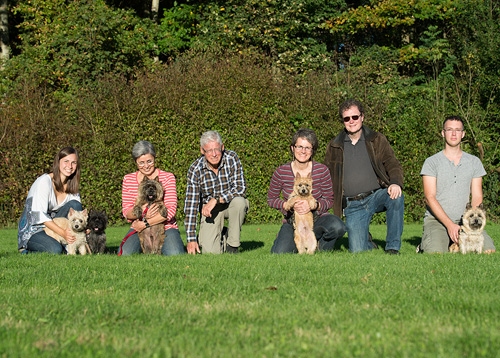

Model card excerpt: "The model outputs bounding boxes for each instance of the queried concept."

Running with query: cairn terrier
[44,208,89,255]
[86,210,107,254]
[450,203,486,254]
[283,172,318,254]
[133,176,168,254]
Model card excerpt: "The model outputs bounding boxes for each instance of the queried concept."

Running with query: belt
[344,188,380,202]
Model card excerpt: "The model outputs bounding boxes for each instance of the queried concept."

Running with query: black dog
[86,210,107,254]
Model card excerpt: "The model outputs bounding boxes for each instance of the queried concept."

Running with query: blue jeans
[26,200,83,254]
[344,188,404,253]
[271,214,346,254]
[119,228,186,256]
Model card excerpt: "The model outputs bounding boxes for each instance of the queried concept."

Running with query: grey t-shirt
[420,150,486,222]
[343,132,380,197]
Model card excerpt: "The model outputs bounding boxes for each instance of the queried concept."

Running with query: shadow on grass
[240,240,265,252]
[404,236,421,246]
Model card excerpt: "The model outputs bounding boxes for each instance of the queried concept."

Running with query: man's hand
[446,222,461,243]
[202,198,218,218]
[387,184,402,199]
[187,241,201,255]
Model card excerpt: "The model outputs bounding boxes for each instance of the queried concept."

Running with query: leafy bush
[1,50,499,227]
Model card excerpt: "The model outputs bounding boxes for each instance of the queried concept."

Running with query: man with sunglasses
[184,130,248,254]
[324,99,404,254]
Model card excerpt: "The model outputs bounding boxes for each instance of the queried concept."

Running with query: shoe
[225,244,239,254]
[415,244,423,254]
[368,233,378,249]
[385,249,400,255]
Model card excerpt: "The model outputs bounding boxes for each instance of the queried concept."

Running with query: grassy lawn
[1,223,499,357]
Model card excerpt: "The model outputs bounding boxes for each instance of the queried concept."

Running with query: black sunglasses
[343,115,361,122]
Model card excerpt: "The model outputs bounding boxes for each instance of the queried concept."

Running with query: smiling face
[201,141,224,169]
[341,106,364,135]
[58,154,78,181]
[135,154,156,177]
[292,137,313,163]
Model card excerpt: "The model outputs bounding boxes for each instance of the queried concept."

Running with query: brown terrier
[450,203,486,254]
[133,176,168,254]
[284,173,317,254]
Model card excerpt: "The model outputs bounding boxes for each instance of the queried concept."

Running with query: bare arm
[470,177,483,208]
[422,175,460,243]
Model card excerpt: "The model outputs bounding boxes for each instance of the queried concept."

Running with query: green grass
[1,224,499,357]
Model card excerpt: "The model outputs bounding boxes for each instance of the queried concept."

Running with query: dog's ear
[82,209,88,217]
[142,176,149,182]
[295,172,302,179]
[478,203,484,210]
[154,176,160,182]
[465,202,472,210]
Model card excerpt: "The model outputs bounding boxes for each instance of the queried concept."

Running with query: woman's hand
[293,200,312,215]
[145,203,160,219]
[64,228,76,244]
[131,220,147,233]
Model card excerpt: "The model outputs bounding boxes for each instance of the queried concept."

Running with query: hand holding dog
[64,229,77,244]
[144,202,160,219]
[446,222,461,243]
[292,199,315,215]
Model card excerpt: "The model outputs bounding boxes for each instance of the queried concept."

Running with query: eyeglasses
[343,115,361,122]
[294,145,313,152]
[443,129,464,133]
[203,148,222,155]
[137,159,154,168]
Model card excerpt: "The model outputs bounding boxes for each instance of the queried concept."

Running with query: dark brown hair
[52,147,81,194]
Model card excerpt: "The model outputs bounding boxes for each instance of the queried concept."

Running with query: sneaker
[415,244,423,254]
[385,249,400,255]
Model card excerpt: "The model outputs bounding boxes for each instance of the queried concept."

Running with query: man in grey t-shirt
[418,115,495,253]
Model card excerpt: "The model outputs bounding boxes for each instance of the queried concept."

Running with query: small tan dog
[284,172,317,254]
[449,203,486,254]
[133,176,168,254]
[44,208,89,255]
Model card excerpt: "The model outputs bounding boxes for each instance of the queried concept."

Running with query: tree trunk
[0,0,9,67]
[151,0,160,62]
[151,0,159,23]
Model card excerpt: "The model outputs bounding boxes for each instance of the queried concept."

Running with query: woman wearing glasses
[119,140,185,255]
[267,128,346,253]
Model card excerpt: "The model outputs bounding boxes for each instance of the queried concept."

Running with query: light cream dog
[284,173,317,254]
[44,208,89,255]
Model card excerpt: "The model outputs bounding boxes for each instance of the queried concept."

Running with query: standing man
[418,115,495,253]
[324,99,404,254]
[184,131,249,254]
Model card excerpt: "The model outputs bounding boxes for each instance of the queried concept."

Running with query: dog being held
[86,210,107,254]
[132,176,168,254]
[449,203,486,254]
[283,172,318,254]
[44,208,89,255]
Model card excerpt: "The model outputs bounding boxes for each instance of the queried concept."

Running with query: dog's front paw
[132,206,143,219]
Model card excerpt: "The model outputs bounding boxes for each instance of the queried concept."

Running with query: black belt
[344,188,380,202]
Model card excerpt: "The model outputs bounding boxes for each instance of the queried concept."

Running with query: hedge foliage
[1,51,499,227]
